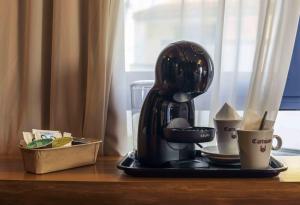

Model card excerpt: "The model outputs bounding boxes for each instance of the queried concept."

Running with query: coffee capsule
[27,138,53,149]
[52,137,73,148]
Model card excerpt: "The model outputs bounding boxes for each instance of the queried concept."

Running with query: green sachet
[27,138,53,149]
[52,137,73,148]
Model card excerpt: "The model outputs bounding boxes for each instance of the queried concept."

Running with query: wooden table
[0,156,300,205]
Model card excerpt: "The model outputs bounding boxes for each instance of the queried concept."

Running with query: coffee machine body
[137,41,214,167]
[137,90,196,166]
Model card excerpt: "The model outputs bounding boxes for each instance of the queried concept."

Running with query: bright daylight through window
[124,0,300,152]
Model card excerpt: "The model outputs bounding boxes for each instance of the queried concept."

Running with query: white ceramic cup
[214,119,242,155]
[237,129,282,169]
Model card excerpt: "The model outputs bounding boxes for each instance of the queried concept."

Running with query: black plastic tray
[117,152,287,178]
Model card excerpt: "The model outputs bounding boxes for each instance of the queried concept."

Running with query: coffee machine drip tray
[117,151,287,178]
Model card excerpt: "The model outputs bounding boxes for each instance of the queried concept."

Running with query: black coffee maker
[137,41,215,167]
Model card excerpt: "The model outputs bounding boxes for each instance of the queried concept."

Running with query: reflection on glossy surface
[137,41,214,166]
[155,41,214,100]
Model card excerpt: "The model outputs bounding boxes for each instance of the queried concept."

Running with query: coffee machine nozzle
[137,41,215,167]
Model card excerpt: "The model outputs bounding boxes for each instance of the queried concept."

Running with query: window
[280,19,300,110]
[124,0,300,152]
[274,18,300,151]
[124,0,260,107]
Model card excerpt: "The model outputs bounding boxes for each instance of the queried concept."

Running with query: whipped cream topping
[215,103,241,120]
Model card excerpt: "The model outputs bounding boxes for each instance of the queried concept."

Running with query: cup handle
[272,135,282,150]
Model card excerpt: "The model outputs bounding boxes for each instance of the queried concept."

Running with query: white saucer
[202,154,240,164]
[200,146,240,161]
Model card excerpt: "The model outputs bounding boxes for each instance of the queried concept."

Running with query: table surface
[1,156,300,205]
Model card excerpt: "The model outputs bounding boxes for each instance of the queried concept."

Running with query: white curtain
[111,0,300,154]
[243,0,300,129]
